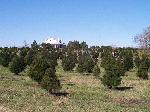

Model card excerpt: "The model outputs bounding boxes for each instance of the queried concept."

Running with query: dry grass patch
[111,97,150,108]
[66,74,100,87]
[0,105,13,112]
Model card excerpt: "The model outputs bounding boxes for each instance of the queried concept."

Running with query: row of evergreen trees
[0,40,150,91]
[0,41,61,93]
[100,46,150,89]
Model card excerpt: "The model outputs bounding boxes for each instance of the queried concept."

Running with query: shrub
[101,56,123,89]
[123,50,134,71]
[28,43,61,93]
[137,65,148,80]
[24,49,36,65]
[9,55,26,75]
[134,54,141,68]
[93,65,101,77]
[28,57,50,83]
[62,51,76,71]
[0,47,12,67]
[136,55,149,79]
[77,52,95,73]
[41,68,61,93]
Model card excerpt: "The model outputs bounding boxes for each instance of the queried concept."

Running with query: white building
[44,37,65,48]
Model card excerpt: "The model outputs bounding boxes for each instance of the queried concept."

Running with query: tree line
[0,39,150,93]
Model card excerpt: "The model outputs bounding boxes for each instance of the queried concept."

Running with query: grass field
[1,63,150,112]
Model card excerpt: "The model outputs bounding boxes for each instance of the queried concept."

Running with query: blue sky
[0,0,150,47]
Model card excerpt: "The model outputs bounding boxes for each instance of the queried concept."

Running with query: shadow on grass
[51,91,69,97]
[66,83,75,86]
[114,86,133,91]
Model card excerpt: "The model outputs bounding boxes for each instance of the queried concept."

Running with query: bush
[136,55,149,80]
[137,65,148,80]
[28,57,50,83]
[77,52,95,73]
[41,68,61,93]
[123,50,134,71]
[0,47,12,67]
[24,49,36,65]
[134,54,141,68]
[101,56,123,89]
[93,65,101,77]
[62,51,76,71]
[28,44,61,93]
[9,55,26,75]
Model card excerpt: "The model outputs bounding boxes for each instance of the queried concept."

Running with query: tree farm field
[1,62,150,112]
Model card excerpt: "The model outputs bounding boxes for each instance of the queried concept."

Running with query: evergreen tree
[0,47,12,67]
[41,68,61,93]
[83,55,95,73]
[100,46,113,68]
[62,51,76,71]
[77,52,95,73]
[137,64,148,80]
[93,65,101,77]
[9,55,26,75]
[101,56,123,89]
[28,55,50,83]
[28,43,61,93]
[134,53,141,68]
[137,55,149,79]
[122,49,134,71]
[24,49,35,65]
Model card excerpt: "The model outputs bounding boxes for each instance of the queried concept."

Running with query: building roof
[44,37,62,45]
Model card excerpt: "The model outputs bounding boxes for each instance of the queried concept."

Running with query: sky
[0,0,150,47]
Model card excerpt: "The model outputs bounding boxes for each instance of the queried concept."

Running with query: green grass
[1,64,150,112]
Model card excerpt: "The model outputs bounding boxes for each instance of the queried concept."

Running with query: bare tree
[134,27,150,50]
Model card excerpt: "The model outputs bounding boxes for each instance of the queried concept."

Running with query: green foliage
[83,56,95,73]
[137,65,148,80]
[67,41,88,51]
[101,56,123,89]
[41,68,61,92]
[123,49,134,71]
[24,49,35,65]
[93,65,101,77]
[28,43,61,92]
[28,57,50,83]
[89,47,100,63]
[77,52,95,73]
[24,41,39,66]
[114,48,134,72]
[136,55,149,79]
[9,55,26,75]
[134,53,141,68]
[62,51,76,71]
[0,47,12,67]
[100,46,113,68]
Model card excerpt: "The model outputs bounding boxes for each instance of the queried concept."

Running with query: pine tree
[0,47,12,67]
[134,54,141,68]
[9,55,26,75]
[122,49,134,71]
[136,55,149,79]
[83,55,95,73]
[62,51,76,71]
[28,43,61,93]
[101,56,123,89]
[93,65,101,77]
[24,49,35,65]
[100,46,113,68]
[77,52,95,73]
[41,68,61,93]
[28,56,50,83]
